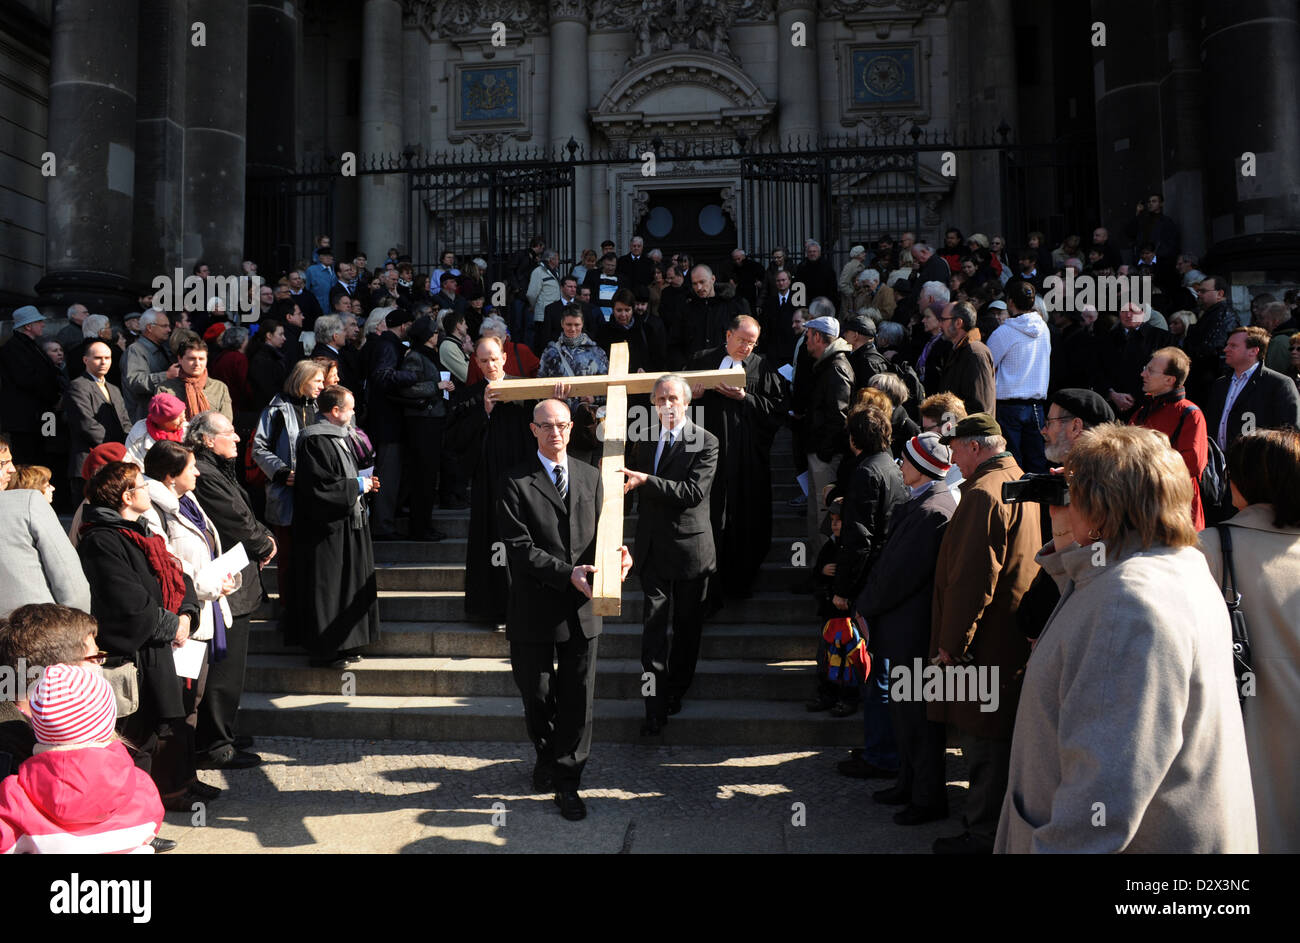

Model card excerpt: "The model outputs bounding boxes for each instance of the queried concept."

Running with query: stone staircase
[239,429,860,747]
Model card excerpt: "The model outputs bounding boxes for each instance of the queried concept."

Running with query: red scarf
[114,525,187,613]
[146,418,186,443]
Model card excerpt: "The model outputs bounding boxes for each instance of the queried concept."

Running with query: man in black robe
[292,385,381,668]
[445,336,535,627]
[688,314,788,602]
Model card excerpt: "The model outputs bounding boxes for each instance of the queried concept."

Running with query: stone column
[966,0,1019,237]
[131,0,187,289]
[1201,0,1300,254]
[359,0,405,259]
[35,0,141,316]
[776,0,819,147]
[183,0,249,273]
[247,1,298,175]
[550,2,592,259]
[1156,0,1206,258]
[1090,0,1163,256]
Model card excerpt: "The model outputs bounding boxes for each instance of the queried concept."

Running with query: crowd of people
[1,207,1299,852]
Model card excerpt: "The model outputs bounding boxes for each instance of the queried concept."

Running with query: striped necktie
[553,464,567,501]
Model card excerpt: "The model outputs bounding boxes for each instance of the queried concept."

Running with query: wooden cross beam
[487,346,745,615]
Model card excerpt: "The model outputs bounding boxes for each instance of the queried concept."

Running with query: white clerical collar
[719,355,740,369]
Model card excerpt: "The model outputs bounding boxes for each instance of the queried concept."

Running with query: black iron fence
[244,129,1098,279]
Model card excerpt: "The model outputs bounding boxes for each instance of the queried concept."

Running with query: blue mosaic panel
[851,47,917,106]
[460,66,520,122]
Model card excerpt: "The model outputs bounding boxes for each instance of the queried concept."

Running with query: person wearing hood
[986,280,1051,473]
[802,315,856,558]
[291,385,380,668]
[0,661,165,853]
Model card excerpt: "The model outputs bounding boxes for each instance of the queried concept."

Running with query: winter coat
[0,740,163,854]
[191,449,273,618]
[805,338,855,460]
[253,394,314,526]
[0,489,92,619]
[141,479,237,643]
[0,330,63,434]
[929,454,1041,739]
[996,537,1257,853]
[1199,506,1300,853]
[832,450,908,599]
[393,346,449,419]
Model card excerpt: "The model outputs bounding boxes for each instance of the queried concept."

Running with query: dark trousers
[195,614,251,758]
[371,439,403,536]
[510,629,599,790]
[120,697,197,797]
[272,524,294,620]
[405,416,443,537]
[860,656,898,769]
[888,694,947,808]
[961,731,1012,849]
[640,567,708,722]
[995,401,1047,474]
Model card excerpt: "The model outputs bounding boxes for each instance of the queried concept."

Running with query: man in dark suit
[794,240,838,307]
[1205,326,1300,450]
[64,340,132,493]
[1099,302,1171,420]
[498,398,631,821]
[540,275,598,349]
[432,272,470,321]
[761,268,798,366]
[620,375,719,734]
[616,235,655,293]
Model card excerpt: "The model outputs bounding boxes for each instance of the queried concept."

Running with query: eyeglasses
[532,421,572,433]
[1043,417,1073,426]
[84,651,108,665]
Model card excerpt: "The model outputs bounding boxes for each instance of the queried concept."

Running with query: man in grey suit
[122,308,179,421]
[497,397,631,821]
[621,374,719,735]
[65,340,132,493]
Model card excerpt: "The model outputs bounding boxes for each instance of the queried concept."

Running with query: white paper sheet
[199,542,248,585]
[777,363,795,382]
[171,639,207,680]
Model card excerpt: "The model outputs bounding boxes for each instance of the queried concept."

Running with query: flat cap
[939,412,1002,444]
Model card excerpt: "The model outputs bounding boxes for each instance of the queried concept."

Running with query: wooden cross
[487,342,745,615]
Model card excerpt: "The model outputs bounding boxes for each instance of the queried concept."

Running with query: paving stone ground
[162,737,971,853]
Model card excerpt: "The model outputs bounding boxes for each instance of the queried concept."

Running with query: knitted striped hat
[904,432,953,480]
[29,664,118,745]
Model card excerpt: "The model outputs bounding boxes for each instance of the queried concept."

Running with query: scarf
[177,495,227,661]
[146,418,186,443]
[181,371,211,419]
[80,518,187,613]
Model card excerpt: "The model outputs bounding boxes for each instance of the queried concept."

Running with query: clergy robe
[447,380,535,622]
[291,421,380,657]
[687,347,788,597]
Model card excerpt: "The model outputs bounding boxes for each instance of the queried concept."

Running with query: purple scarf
[178,494,228,661]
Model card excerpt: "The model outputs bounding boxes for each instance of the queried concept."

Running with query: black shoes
[188,780,222,800]
[197,747,262,770]
[150,836,177,853]
[531,760,555,793]
[836,756,899,780]
[895,804,950,826]
[667,695,683,716]
[233,735,254,751]
[162,784,217,812]
[932,831,991,854]
[310,653,362,669]
[828,700,859,718]
[640,715,665,736]
[805,695,836,713]
[554,790,587,821]
[871,785,911,806]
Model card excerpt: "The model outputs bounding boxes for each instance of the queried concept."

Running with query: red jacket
[467,340,540,383]
[0,740,163,854]
[1131,393,1208,530]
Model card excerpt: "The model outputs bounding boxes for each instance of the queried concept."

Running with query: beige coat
[996,538,1257,853]
[1199,504,1300,854]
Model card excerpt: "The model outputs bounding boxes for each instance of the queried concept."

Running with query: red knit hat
[147,391,186,425]
[81,441,128,483]
[204,322,229,342]
[29,664,118,745]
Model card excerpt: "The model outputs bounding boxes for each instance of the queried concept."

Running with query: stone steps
[248,620,815,661]
[380,508,810,540]
[244,654,817,701]
[237,692,862,747]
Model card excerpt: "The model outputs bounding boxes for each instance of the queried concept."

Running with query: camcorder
[1001,473,1070,507]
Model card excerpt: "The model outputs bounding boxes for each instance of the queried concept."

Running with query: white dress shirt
[1218,363,1258,449]
[536,450,570,497]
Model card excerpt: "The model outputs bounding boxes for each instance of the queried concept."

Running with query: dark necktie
[553,464,567,501]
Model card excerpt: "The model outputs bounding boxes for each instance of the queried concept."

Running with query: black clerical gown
[687,347,788,596]
[291,421,380,656]
[448,380,535,621]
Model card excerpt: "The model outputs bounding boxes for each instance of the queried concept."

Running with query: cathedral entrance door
[635,188,737,273]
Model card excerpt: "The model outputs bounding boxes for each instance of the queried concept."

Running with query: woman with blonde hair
[996,424,1257,852]
[9,465,54,502]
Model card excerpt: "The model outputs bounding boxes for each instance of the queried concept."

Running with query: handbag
[1216,524,1254,706]
[102,657,140,718]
